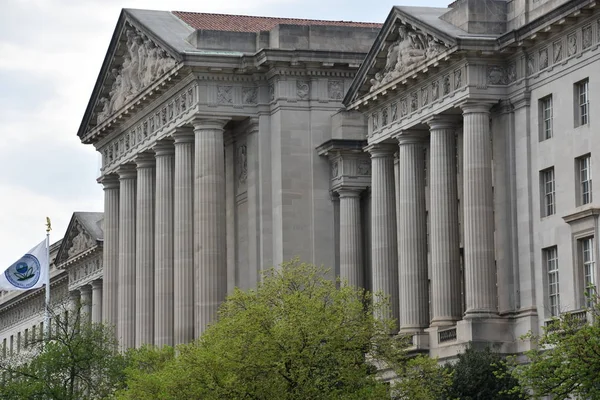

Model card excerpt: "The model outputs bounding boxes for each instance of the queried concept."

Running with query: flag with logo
[0,240,49,291]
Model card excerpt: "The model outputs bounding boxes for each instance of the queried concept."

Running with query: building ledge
[562,206,600,224]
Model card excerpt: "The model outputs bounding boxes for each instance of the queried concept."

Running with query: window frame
[540,167,556,217]
[577,154,592,205]
[544,246,560,317]
[575,79,590,127]
[581,237,596,307]
[539,95,553,140]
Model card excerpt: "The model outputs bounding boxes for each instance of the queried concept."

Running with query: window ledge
[563,206,600,224]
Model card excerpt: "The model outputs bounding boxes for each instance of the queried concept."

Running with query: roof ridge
[171,10,380,25]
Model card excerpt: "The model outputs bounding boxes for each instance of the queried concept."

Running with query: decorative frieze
[297,80,310,99]
[553,39,563,63]
[217,86,233,104]
[328,80,344,100]
[68,255,103,290]
[242,87,258,104]
[567,33,577,57]
[539,47,549,70]
[583,25,592,49]
[101,84,197,170]
[237,144,248,186]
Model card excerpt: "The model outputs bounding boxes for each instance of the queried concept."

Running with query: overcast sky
[0,0,449,267]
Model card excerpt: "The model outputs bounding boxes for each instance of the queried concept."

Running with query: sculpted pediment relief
[370,24,450,92]
[55,214,103,267]
[96,25,177,124]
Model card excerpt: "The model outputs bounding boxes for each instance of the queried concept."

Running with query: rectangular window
[540,95,553,140]
[578,155,592,205]
[544,246,560,316]
[24,329,28,349]
[576,79,589,126]
[2,338,6,358]
[581,237,596,307]
[541,168,555,217]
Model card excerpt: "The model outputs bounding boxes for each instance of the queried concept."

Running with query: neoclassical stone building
[2,0,599,360]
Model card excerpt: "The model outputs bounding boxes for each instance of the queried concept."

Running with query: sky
[0,0,449,267]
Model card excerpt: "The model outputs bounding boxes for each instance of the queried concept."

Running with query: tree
[510,298,600,399]
[0,301,127,400]
[444,346,525,400]
[119,259,445,400]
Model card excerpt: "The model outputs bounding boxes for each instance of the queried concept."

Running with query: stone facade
[2,0,599,362]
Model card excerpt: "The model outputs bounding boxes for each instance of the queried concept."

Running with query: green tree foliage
[510,299,600,399]
[119,259,449,400]
[444,346,525,400]
[0,302,126,400]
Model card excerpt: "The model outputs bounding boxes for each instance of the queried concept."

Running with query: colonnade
[100,118,229,348]
[67,279,103,324]
[337,103,498,332]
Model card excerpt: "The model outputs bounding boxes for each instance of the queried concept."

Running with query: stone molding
[317,139,371,193]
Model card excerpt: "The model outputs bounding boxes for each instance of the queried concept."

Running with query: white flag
[0,240,49,291]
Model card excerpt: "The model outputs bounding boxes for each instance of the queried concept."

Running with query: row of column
[100,118,229,348]
[337,103,497,332]
[68,280,103,324]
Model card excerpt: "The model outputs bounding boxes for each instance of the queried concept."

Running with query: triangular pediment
[344,6,460,106]
[55,212,104,267]
[78,10,185,141]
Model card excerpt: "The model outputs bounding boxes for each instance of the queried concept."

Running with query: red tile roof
[172,11,382,33]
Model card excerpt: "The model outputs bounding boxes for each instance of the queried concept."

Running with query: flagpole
[45,217,52,340]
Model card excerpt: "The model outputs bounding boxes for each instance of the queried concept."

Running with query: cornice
[56,245,101,270]
[563,206,600,224]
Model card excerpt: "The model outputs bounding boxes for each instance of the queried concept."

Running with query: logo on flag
[5,254,41,289]
[1,240,49,291]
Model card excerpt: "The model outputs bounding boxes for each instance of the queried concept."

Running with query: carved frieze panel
[357,160,371,176]
[237,144,248,187]
[217,86,233,104]
[102,84,197,171]
[583,25,592,49]
[242,87,258,104]
[539,48,549,70]
[567,33,577,56]
[370,23,449,92]
[328,80,344,100]
[381,107,388,127]
[96,26,177,124]
[297,80,310,99]
[68,255,102,290]
[391,102,398,122]
[487,65,507,85]
[553,39,563,63]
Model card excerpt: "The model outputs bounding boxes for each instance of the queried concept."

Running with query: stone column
[118,165,137,349]
[173,127,195,345]
[462,103,498,317]
[395,135,429,333]
[80,285,92,324]
[338,188,364,288]
[91,280,103,324]
[428,118,462,326]
[135,154,155,347]
[193,118,228,337]
[69,290,81,323]
[154,141,175,346]
[366,143,399,329]
[99,175,118,329]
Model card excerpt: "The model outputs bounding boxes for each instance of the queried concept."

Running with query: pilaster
[91,279,103,324]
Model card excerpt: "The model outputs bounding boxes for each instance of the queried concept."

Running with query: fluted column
[91,280,103,324]
[99,175,118,329]
[462,103,498,316]
[338,189,363,288]
[395,135,429,333]
[193,118,228,337]
[173,128,195,345]
[118,165,137,349]
[366,143,399,329]
[69,290,81,323]
[153,141,175,346]
[135,154,155,347]
[428,117,462,326]
[80,285,92,324]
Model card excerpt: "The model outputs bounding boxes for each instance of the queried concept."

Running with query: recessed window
[544,246,560,316]
[540,95,553,140]
[581,237,596,307]
[575,79,589,126]
[577,155,592,205]
[541,167,556,217]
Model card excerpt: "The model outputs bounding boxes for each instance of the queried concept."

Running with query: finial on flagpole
[46,217,52,233]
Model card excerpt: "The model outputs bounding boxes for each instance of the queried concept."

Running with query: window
[576,79,589,126]
[540,95,553,140]
[544,246,560,316]
[581,237,596,307]
[541,168,555,216]
[578,155,592,205]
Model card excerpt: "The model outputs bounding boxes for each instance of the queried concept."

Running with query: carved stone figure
[567,34,577,56]
[400,98,408,117]
[357,160,371,176]
[553,40,563,63]
[68,223,94,258]
[526,55,535,76]
[583,26,592,49]
[454,69,462,88]
[421,87,429,106]
[95,27,177,124]
[487,65,507,85]
[382,107,388,127]
[507,63,516,83]
[432,81,439,101]
[297,80,310,99]
[443,75,451,95]
[237,145,248,185]
[539,48,549,70]
[370,24,449,92]
[391,102,398,122]
[410,92,418,112]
